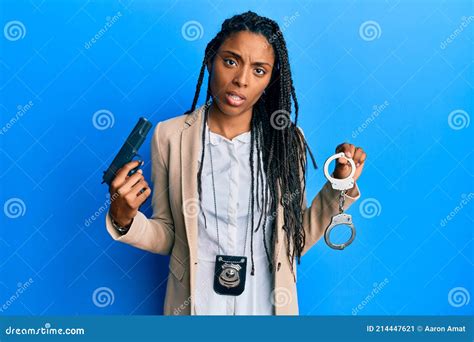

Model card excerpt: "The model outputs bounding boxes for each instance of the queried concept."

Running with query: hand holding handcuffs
[323,152,357,250]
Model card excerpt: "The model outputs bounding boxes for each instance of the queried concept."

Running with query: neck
[207,102,252,140]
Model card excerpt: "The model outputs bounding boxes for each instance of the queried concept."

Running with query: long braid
[197,104,207,230]
[187,63,206,115]
[249,112,255,275]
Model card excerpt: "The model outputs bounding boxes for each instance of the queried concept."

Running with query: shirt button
[277,262,281,271]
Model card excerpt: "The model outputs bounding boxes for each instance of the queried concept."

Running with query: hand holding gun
[103,117,152,229]
[102,117,152,186]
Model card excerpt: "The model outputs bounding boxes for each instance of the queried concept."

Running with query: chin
[215,98,246,116]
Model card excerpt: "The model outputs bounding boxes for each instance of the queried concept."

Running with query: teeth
[229,94,243,100]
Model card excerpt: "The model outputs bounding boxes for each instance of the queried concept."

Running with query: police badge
[213,255,247,296]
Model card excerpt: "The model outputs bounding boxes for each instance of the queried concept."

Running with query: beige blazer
[105,104,361,315]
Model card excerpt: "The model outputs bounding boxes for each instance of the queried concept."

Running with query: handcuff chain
[339,190,346,214]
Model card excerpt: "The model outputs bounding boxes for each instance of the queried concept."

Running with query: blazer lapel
[274,184,284,269]
[181,106,203,262]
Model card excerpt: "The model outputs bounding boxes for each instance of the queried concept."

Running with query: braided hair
[185,11,317,281]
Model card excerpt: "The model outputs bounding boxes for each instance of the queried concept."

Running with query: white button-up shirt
[193,118,274,315]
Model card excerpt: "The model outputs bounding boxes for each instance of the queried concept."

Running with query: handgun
[102,117,153,186]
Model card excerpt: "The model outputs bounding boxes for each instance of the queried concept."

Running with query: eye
[255,68,266,76]
[224,58,237,67]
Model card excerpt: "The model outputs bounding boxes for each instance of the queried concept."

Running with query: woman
[106,11,366,315]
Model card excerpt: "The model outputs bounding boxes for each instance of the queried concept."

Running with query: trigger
[128,154,143,177]
[128,165,140,177]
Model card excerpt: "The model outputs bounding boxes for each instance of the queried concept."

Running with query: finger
[357,151,367,167]
[336,143,354,164]
[126,187,151,209]
[124,184,146,208]
[113,160,143,186]
[121,170,144,193]
[335,143,347,164]
[353,148,364,165]
[337,157,348,165]
[117,170,144,195]
[335,142,346,153]
[348,144,356,158]
[132,187,151,208]
[131,178,148,194]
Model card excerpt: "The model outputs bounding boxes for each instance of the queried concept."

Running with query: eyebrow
[220,50,273,68]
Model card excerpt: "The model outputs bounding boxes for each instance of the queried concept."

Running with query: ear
[206,60,212,74]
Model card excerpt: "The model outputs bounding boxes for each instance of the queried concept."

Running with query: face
[207,31,275,117]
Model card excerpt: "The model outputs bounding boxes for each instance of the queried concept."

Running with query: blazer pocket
[169,254,185,282]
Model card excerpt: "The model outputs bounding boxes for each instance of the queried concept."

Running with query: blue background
[0,0,472,316]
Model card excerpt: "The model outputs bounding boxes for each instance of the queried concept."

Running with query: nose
[232,66,249,88]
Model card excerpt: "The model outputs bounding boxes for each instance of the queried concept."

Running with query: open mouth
[225,92,246,107]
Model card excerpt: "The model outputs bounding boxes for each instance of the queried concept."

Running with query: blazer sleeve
[301,179,361,256]
[105,122,175,255]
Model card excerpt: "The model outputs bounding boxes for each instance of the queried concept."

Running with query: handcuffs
[323,152,356,250]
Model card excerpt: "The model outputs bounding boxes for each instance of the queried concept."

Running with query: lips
[227,91,246,100]
[225,91,246,107]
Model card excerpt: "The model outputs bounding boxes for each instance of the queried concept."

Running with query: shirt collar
[204,120,251,146]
